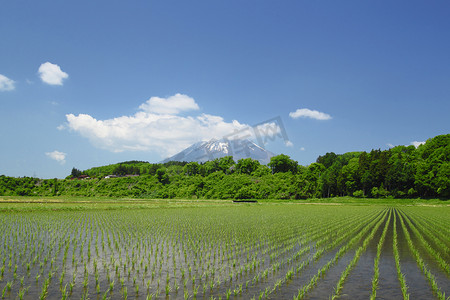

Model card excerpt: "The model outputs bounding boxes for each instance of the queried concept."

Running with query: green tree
[235,158,260,175]
[203,160,220,175]
[113,164,128,176]
[155,168,169,184]
[71,168,82,178]
[218,156,235,174]
[252,165,272,177]
[385,146,416,197]
[338,158,359,196]
[316,152,338,168]
[184,162,202,176]
[300,163,325,198]
[52,178,58,196]
[268,154,298,174]
[321,164,339,197]
[415,134,450,197]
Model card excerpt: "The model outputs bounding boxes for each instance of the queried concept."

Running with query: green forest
[1,134,448,200]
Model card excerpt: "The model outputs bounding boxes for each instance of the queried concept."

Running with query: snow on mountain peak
[161,138,275,164]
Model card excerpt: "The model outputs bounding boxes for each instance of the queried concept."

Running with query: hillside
[70,160,186,179]
[0,134,448,200]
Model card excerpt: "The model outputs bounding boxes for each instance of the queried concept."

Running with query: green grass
[0,196,447,212]
[0,196,236,211]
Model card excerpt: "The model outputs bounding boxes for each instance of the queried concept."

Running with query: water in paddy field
[332,225,380,299]
[0,206,448,299]
[375,222,403,300]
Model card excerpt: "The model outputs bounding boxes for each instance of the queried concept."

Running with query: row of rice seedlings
[196,206,376,299]
[401,208,450,259]
[208,208,307,293]
[54,214,96,295]
[231,207,381,299]
[190,209,311,288]
[4,205,443,299]
[406,207,450,239]
[293,208,388,300]
[370,208,392,300]
[235,207,371,284]
[393,209,409,300]
[263,249,318,298]
[207,207,372,298]
[209,221,307,295]
[100,209,248,298]
[297,212,379,273]
[313,210,374,249]
[1,207,300,298]
[397,209,447,300]
[398,210,449,275]
[310,208,381,262]
[227,243,308,298]
[14,211,141,298]
[0,213,76,290]
[2,215,58,298]
[330,208,390,299]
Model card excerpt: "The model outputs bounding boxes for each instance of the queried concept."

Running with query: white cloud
[139,93,199,114]
[38,62,68,85]
[387,143,394,148]
[289,108,332,120]
[64,94,266,156]
[285,140,294,147]
[411,141,425,148]
[0,74,15,91]
[299,147,306,151]
[45,150,67,164]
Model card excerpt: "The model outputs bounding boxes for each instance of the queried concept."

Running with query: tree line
[0,134,448,199]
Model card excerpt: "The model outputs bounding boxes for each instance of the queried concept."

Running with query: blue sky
[1,1,449,179]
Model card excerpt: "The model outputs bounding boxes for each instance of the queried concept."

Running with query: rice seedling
[123,286,128,299]
[397,209,447,300]
[17,287,27,300]
[331,209,389,299]
[39,278,50,300]
[0,202,447,299]
[393,210,409,300]
[1,285,7,299]
[370,208,392,300]
[294,209,387,299]
[61,284,68,300]
[399,209,450,275]
[5,281,12,292]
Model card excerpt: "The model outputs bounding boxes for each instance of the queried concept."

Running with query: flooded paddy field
[0,202,448,299]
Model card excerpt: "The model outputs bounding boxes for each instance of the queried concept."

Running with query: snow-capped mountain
[161,138,275,164]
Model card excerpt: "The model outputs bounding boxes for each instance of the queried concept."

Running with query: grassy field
[0,197,448,299]
[0,196,448,211]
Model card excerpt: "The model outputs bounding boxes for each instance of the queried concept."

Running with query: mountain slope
[161,138,275,164]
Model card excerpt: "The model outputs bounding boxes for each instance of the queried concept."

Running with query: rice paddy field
[0,199,449,299]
